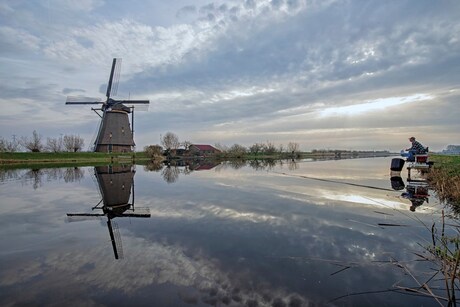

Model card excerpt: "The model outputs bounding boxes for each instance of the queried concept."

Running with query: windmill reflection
[67,165,150,259]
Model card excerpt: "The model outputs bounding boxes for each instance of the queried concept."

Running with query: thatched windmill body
[66,58,149,153]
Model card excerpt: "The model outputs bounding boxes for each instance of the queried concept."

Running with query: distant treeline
[0,130,85,153]
[143,131,393,160]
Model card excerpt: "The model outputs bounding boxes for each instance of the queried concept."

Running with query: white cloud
[0,26,41,52]
[320,94,433,117]
[1,0,460,150]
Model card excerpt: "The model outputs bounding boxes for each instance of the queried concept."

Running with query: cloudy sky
[1,0,459,151]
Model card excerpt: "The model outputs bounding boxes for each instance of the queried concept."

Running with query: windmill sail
[65,58,150,152]
[65,96,102,104]
[106,58,122,99]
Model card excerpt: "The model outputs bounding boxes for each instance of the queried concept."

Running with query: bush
[144,145,163,160]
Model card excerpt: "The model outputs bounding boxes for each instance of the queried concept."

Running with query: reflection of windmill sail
[65,58,150,153]
[108,219,123,260]
[67,165,150,259]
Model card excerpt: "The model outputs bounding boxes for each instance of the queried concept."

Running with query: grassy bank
[0,152,150,169]
[428,154,460,208]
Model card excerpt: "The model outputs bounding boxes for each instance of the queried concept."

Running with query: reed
[425,211,460,306]
[428,155,460,209]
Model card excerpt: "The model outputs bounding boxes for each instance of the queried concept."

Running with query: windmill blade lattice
[106,58,122,100]
[65,96,102,105]
[111,58,122,97]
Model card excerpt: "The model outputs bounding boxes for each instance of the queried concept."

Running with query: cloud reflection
[1,232,311,306]
[0,158,444,306]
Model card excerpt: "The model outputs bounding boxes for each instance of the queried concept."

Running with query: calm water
[0,157,450,306]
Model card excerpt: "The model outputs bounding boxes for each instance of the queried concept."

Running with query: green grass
[1,151,111,160]
[0,151,150,169]
[428,154,460,208]
[430,154,460,177]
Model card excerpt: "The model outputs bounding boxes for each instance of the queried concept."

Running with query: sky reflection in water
[0,157,447,306]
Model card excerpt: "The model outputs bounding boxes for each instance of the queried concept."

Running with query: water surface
[0,157,448,306]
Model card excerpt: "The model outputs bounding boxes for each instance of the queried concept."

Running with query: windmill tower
[65,58,149,153]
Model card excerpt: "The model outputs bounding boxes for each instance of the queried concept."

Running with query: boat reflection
[390,172,430,211]
[402,183,429,212]
[67,165,150,259]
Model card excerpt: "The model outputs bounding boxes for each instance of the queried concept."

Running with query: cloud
[176,5,196,18]
[1,0,460,150]
[319,94,434,117]
[62,88,85,95]
[0,26,41,53]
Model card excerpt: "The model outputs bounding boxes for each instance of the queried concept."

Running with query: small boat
[390,152,434,182]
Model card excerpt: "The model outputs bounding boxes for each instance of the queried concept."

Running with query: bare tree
[20,130,44,152]
[161,132,180,151]
[214,143,228,153]
[228,144,247,157]
[249,143,263,155]
[263,141,277,154]
[0,137,19,152]
[181,140,192,150]
[287,142,300,155]
[63,134,85,152]
[46,136,64,152]
[0,137,6,152]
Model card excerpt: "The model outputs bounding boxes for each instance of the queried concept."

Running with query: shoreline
[0,151,396,166]
[2,152,458,206]
[0,152,150,168]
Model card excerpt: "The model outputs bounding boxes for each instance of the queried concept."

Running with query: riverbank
[0,150,396,165]
[2,151,458,206]
[428,154,460,208]
[0,152,150,169]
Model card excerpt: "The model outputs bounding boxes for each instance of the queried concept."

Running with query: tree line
[0,130,85,153]
[144,131,301,159]
[214,141,300,156]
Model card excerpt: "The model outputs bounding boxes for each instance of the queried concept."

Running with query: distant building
[442,145,460,155]
[188,144,221,156]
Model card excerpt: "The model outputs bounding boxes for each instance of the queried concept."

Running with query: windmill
[67,165,150,259]
[65,58,150,152]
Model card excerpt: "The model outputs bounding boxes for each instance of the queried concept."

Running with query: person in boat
[400,137,427,162]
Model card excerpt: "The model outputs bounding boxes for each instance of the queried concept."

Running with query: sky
[0,0,459,152]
